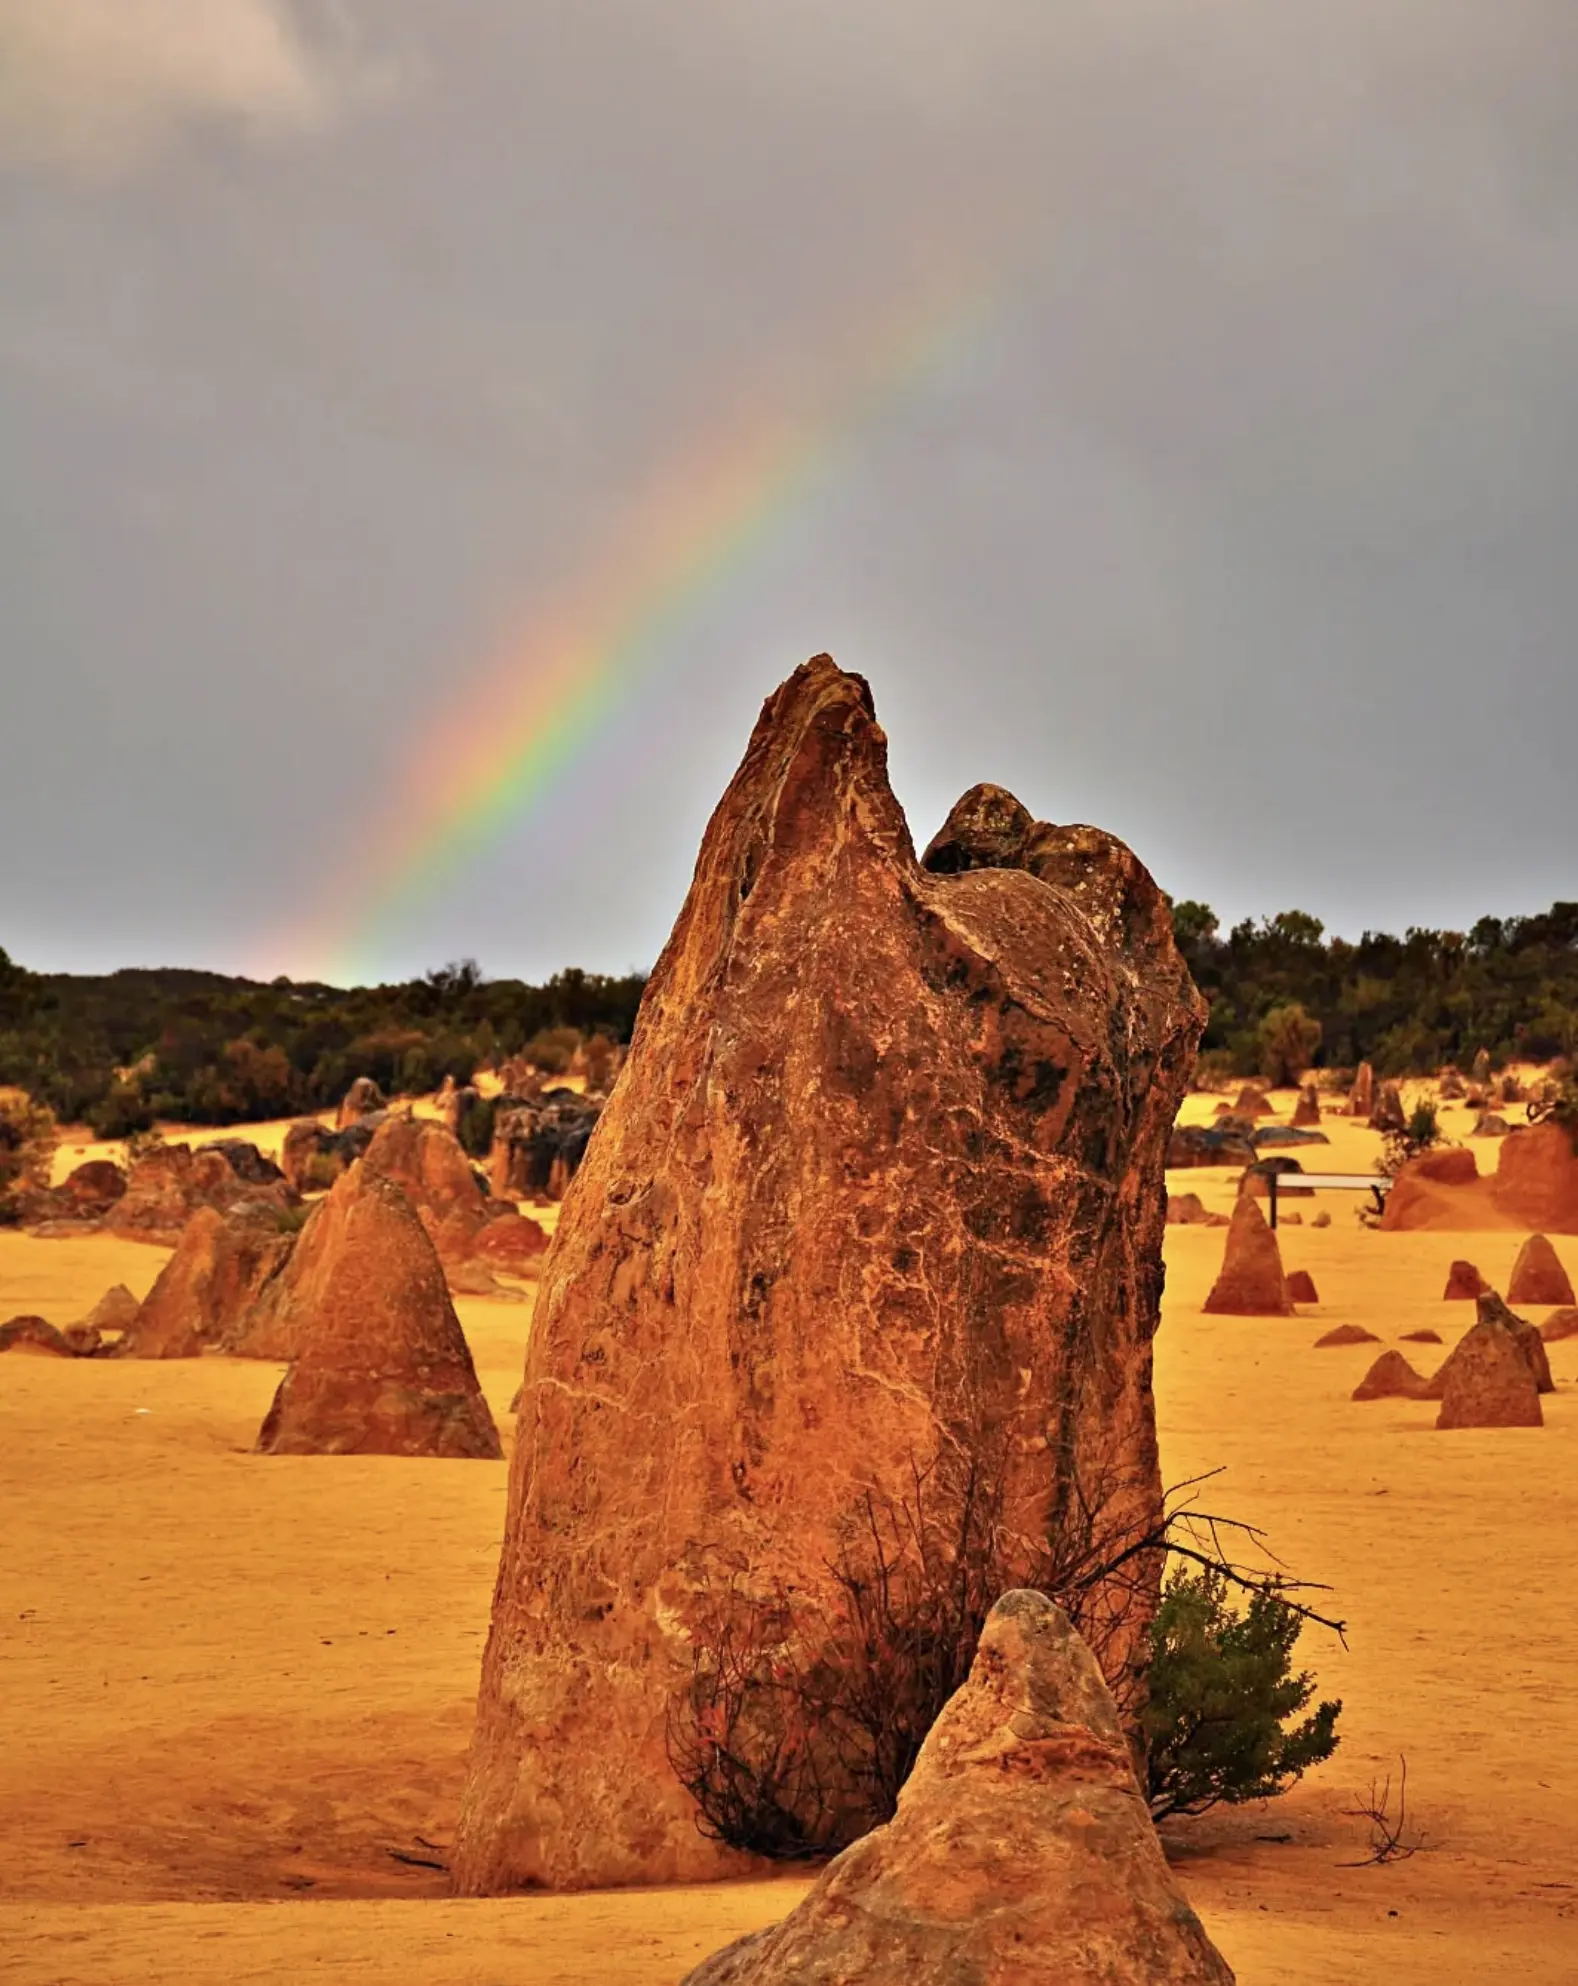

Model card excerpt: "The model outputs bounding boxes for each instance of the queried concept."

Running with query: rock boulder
[1352,1350,1430,1400]
[452,659,1204,1894]
[1202,1195,1295,1316]
[254,1167,500,1459]
[1506,1233,1575,1307]
[681,1591,1234,1986]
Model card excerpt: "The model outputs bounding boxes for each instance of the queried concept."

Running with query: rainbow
[271,268,995,986]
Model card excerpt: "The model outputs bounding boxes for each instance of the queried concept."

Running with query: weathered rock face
[488,1089,603,1201]
[335,1075,386,1129]
[1202,1196,1294,1316]
[361,1114,488,1263]
[1168,1123,1254,1168]
[59,1159,127,1210]
[1506,1233,1576,1307]
[1377,1148,1481,1232]
[1541,1307,1578,1343]
[1292,1084,1322,1126]
[1491,1123,1578,1232]
[1352,1350,1429,1401]
[1349,1063,1375,1117]
[453,660,1204,1895]
[472,1208,550,1271]
[120,1205,291,1359]
[1444,1260,1487,1300]
[254,1167,500,1459]
[106,1143,294,1246]
[1433,1303,1544,1430]
[1166,1191,1226,1228]
[84,1283,142,1334]
[680,1590,1234,1986]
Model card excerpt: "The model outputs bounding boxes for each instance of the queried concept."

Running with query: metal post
[1268,1170,1278,1229]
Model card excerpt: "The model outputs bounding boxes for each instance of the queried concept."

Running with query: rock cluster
[280,1115,384,1194]
[105,1142,295,1246]
[120,1203,292,1359]
[681,1591,1234,1986]
[453,658,1205,1894]
[488,1089,603,1201]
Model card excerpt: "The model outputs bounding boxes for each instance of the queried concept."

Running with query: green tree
[1257,1002,1323,1086]
[1143,1566,1341,1821]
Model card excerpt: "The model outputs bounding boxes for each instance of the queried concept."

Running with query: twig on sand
[1339,1755,1424,1866]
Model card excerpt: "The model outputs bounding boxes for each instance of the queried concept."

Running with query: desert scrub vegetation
[668,1462,1343,1858]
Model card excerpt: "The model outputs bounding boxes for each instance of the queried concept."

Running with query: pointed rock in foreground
[682,1591,1233,1986]
[255,1168,500,1459]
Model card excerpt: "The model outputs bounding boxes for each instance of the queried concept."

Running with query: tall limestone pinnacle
[452,656,1206,1892]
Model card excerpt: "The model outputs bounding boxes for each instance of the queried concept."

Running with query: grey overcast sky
[3,1,1576,985]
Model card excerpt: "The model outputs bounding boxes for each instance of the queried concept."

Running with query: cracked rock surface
[452,656,1203,1892]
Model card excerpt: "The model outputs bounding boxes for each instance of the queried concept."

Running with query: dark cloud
[3,1,1576,979]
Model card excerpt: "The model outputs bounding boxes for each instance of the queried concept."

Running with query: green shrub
[87,1079,156,1140]
[454,1093,496,1160]
[524,1025,582,1075]
[1143,1566,1341,1821]
[1257,1004,1323,1087]
[0,1086,57,1189]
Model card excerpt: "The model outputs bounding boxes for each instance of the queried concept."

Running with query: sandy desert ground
[3,1090,1575,1983]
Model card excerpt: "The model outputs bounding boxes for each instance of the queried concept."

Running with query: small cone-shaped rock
[84,1284,142,1334]
[1292,1084,1322,1126]
[1352,1350,1430,1401]
[1203,1195,1294,1316]
[1231,1084,1272,1118]
[1443,1259,1487,1301]
[1349,1062,1375,1118]
[1401,1328,1443,1344]
[1431,1293,1547,1427]
[681,1591,1234,1986]
[335,1075,385,1128]
[1315,1324,1379,1347]
[1370,1080,1407,1134]
[255,1169,500,1459]
[1285,1268,1319,1305]
[1311,1209,1331,1228]
[121,1206,290,1359]
[1540,1307,1578,1343]
[1506,1233,1576,1308]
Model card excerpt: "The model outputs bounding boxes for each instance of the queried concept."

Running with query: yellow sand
[3,1098,1575,1982]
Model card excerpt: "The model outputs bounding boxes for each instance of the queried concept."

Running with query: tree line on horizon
[0,949,645,1136]
[1172,899,1578,1085]
[1,899,1574,1135]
